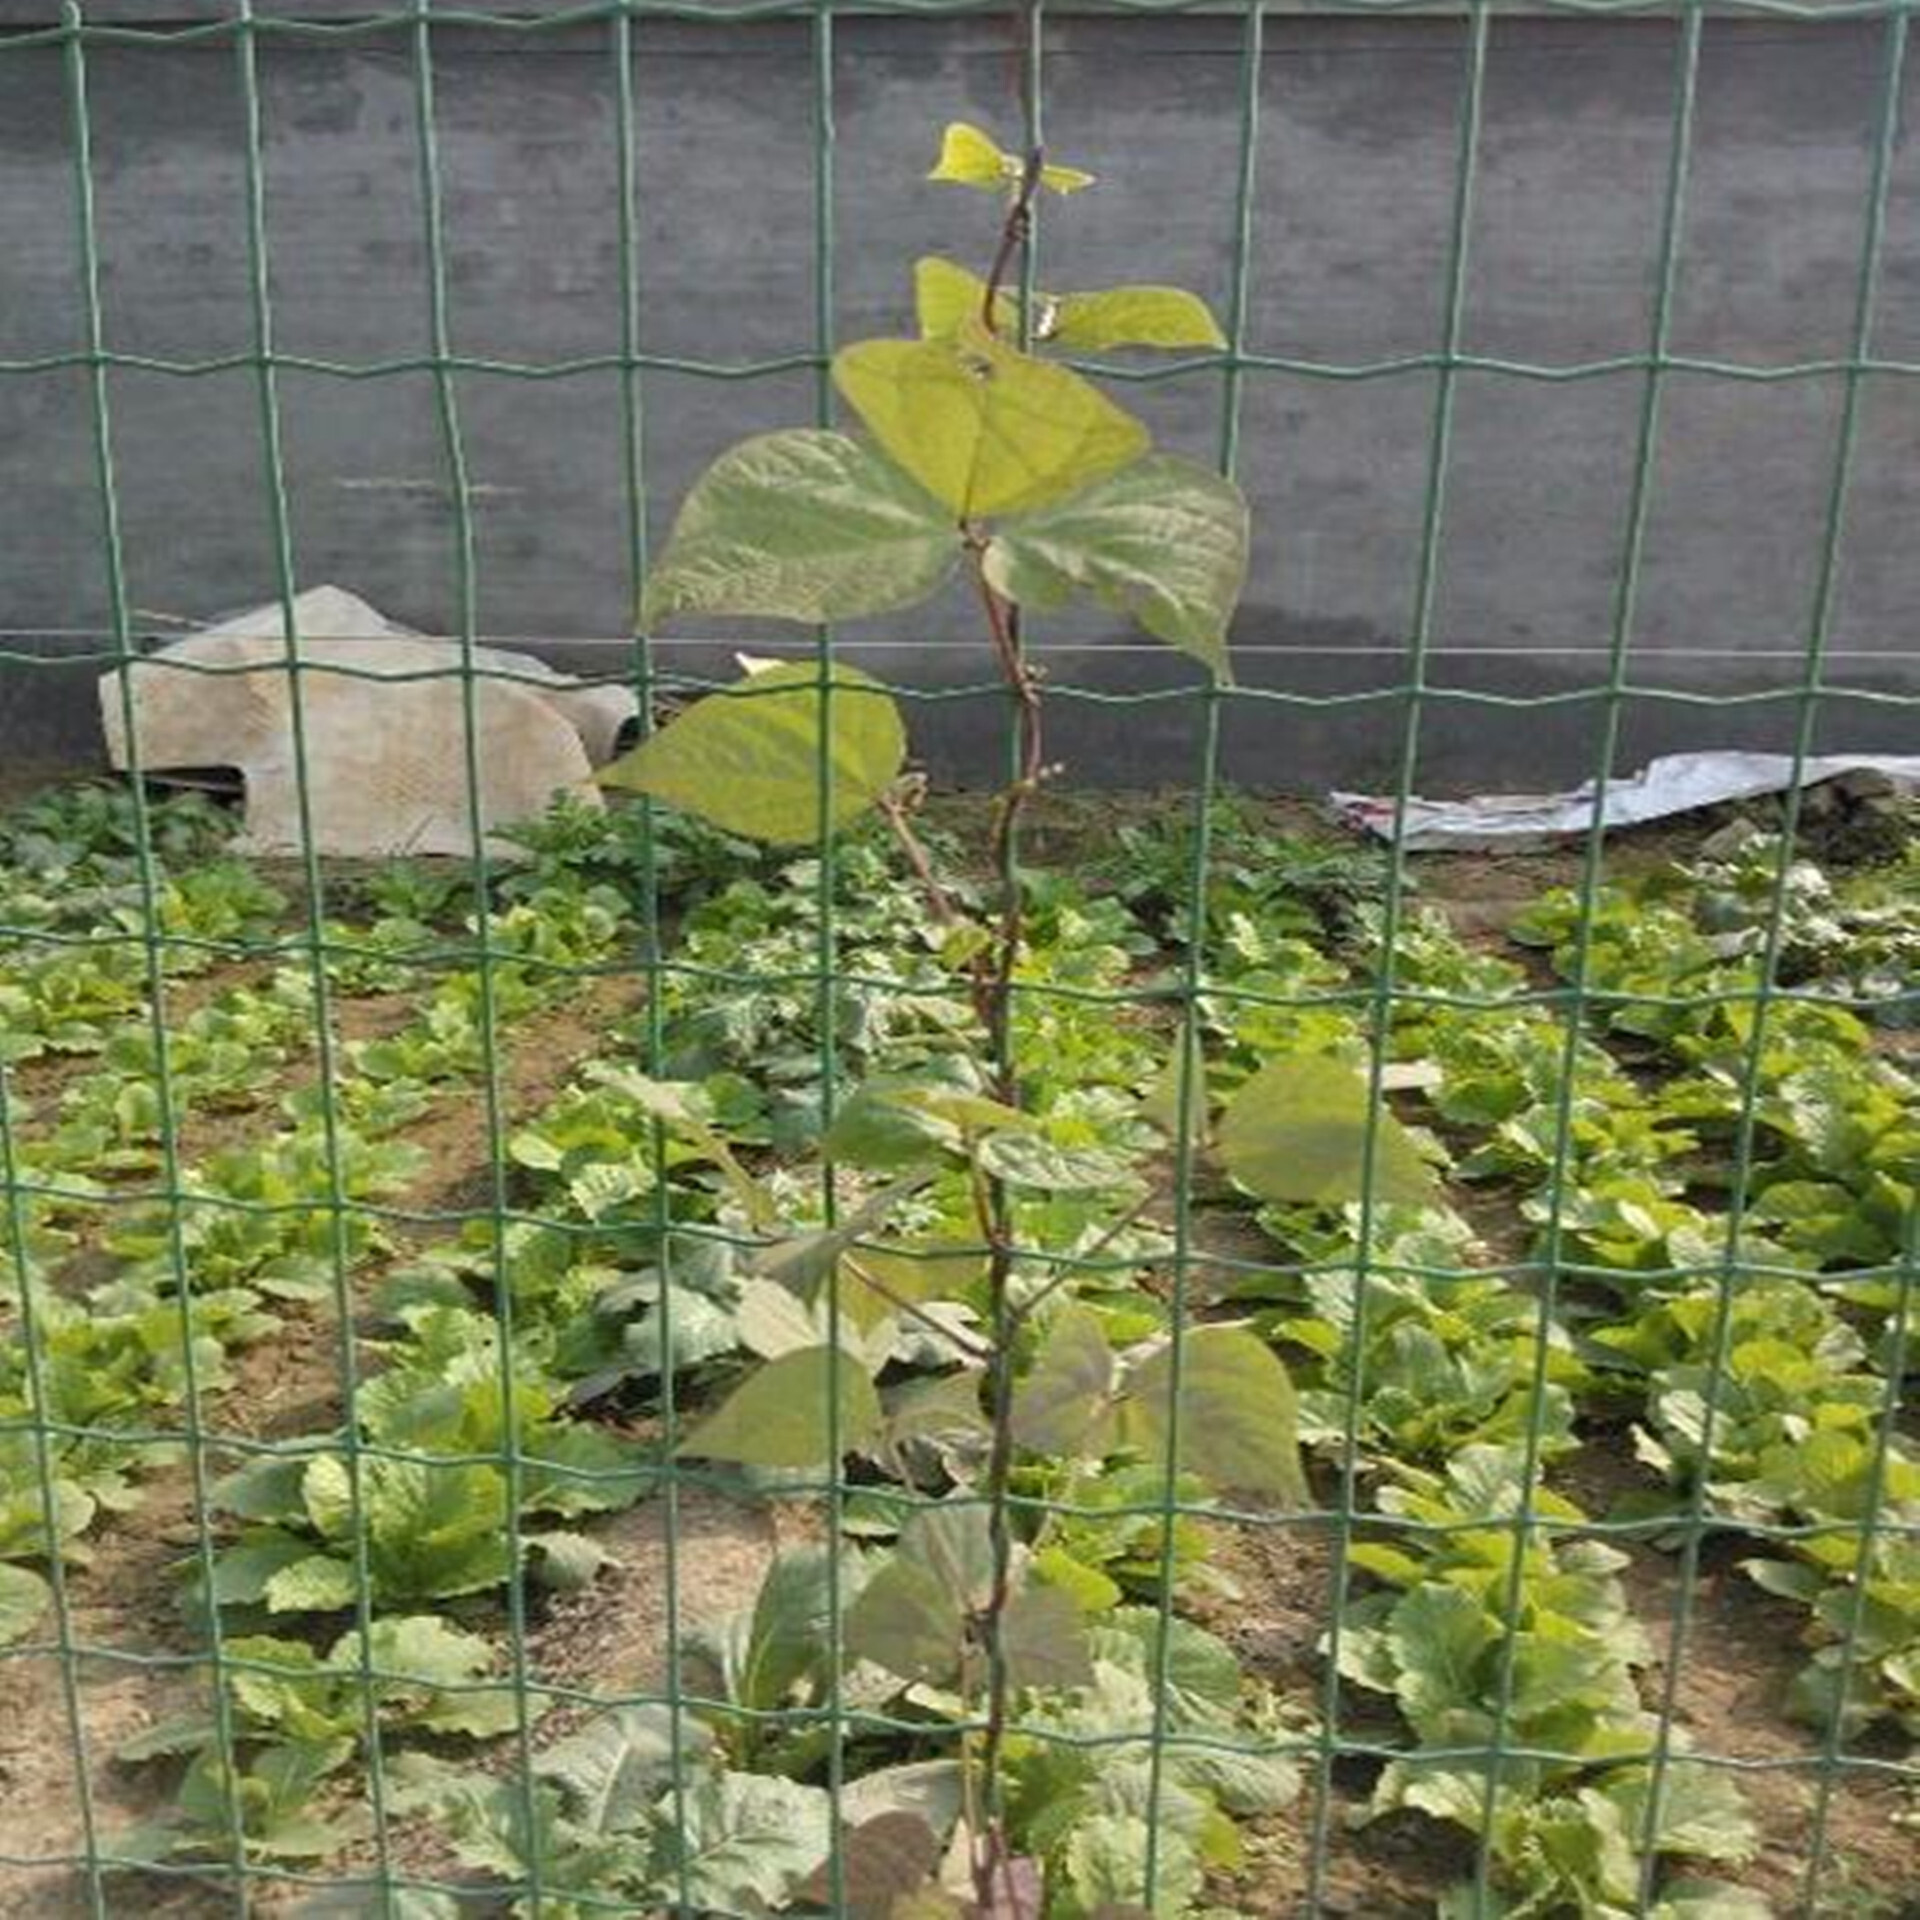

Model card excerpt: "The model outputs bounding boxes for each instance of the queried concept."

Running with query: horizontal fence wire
[0,3,1916,1918]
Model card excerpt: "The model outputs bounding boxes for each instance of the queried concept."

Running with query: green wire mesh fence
[2,2,1918,1917]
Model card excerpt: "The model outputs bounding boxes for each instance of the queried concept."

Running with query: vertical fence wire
[1141,0,1265,1895]
[1302,7,1490,1908]
[406,4,547,1909]
[608,10,701,1912]
[232,7,403,1907]
[1474,10,1704,1914]
[1636,12,1913,1909]
[808,11,853,1917]
[60,1,254,1899]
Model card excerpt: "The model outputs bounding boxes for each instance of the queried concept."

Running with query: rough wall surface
[1,10,1915,791]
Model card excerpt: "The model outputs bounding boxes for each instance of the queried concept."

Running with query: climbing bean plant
[592,123,1419,1916]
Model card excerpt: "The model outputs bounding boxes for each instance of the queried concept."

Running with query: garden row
[2,782,1916,1916]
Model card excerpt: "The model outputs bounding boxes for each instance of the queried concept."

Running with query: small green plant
[198,1306,651,1618]
[1339,1447,1760,1916]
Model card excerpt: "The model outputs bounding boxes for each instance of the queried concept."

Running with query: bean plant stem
[966,148,1048,1915]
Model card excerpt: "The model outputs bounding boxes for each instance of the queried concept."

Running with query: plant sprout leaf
[1039,162,1097,195]
[926,122,1093,197]
[677,1347,882,1469]
[598,661,905,849]
[916,262,1217,358]
[928,120,1016,190]
[1216,1053,1438,1208]
[833,328,1149,521]
[984,454,1246,680]
[640,431,962,627]
[915,257,1016,340]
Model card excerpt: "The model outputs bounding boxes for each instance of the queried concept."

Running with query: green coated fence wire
[2,3,1919,1919]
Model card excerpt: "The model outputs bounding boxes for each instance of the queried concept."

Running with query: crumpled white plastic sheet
[1331,751,1920,853]
[100,586,637,859]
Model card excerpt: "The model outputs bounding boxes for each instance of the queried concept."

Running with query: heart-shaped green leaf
[984,454,1246,679]
[833,328,1149,521]
[1216,1054,1438,1208]
[641,430,961,627]
[677,1347,882,1469]
[1119,1325,1307,1503]
[845,1554,964,1685]
[1011,1305,1120,1456]
[599,662,905,848]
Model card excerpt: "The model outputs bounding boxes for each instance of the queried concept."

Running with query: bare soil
[6,783,1915,1916]
[0,978,773,1919]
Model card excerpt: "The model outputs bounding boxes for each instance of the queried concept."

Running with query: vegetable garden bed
[2,777,1916,1918]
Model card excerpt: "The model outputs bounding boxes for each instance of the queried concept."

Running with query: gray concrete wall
[1,9,1916,793]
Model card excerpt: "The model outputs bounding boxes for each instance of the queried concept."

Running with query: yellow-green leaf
[1051,286,1228,353]
[832,328,1150,521]
[1039,161,1097,196]
[1216,1054,1438,1209]
[914,256,1016,341]
[928,120,1013,190]
[927,121,1094,197]
[915,262,1220,357]
[1032,1545,1123,1613]
[598,662,905,848]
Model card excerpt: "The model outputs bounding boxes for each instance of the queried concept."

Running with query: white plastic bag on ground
[1332,750,1920,853]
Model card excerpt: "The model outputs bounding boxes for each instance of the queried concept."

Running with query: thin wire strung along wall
[0,1,1915,1917]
